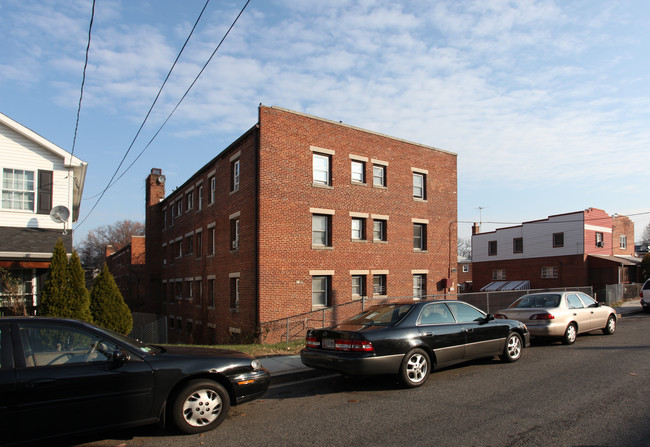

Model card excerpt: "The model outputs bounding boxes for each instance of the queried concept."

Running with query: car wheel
[172,380,230,434]
[602,315,616,335]
[499,332,522,363]
[399,348,430,388]
[562,323,577,345]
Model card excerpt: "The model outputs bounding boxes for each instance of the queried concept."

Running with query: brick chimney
[144,168,165,313]
[472,222,480,235]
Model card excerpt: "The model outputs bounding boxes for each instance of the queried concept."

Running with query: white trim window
[373,165,386,187]
[351,217,365,240]
[312,214,331,246]
[541,266,558,279]
[373,274,387,296]
[351,160,365,183]
[413,173,425,199]
[2,168,35,211]
[232,159,240,192]
[312,276,330,307]
[413,274,426,299]
[313,153,331,186]
[620,235,627,249]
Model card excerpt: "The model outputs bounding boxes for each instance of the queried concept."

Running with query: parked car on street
[300,300,529,387]
[640,279,650,313]
[495,291,616,344]
[0,317,270,446]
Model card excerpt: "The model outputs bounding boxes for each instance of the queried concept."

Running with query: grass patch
[168,340,304,358]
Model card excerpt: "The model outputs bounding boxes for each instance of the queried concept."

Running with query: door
[14,322,155,441]
[417,302,466,366]
[566,293,593,332]
[577,292,609,330]
[446,301,507,359]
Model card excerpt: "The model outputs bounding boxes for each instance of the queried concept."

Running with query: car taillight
[529,313,555,320]
[641,290,644,298]
[334,339,374,352]
[306,336,320,348]
[494,313,508,319]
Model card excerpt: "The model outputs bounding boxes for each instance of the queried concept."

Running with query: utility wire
[70,0,96,159]
[78,0,251,229]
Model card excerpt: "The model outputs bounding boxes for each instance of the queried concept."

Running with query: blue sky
[1,0,649,244]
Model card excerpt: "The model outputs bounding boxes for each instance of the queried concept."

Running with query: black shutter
[37,170,53,214]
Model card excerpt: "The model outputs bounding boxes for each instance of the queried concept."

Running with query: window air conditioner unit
[597,241,604,247]
[232,240,239,249]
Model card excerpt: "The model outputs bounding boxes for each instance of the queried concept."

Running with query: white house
[0,112,87,313]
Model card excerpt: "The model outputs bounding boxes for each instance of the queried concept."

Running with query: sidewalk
[260,299,644,385]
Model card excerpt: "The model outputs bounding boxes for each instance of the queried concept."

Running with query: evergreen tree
[642,253,650,283]
[90,264,133,334]
[39,239,71,317]
[67,251,93,322]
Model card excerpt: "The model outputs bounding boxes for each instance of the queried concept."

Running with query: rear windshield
[343,304,413,326]
[509,294,561,309]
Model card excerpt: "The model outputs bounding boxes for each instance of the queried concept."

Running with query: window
[513,237,523,253]
[351,160,365,183]
[195,279,202,304]
[351,218,365,240]
[230,277,240,309]
[198,185,203,210]
[230,218,240,250]
[2,168,34,211]
[620,235,627,249]
[312,276,329,307]
[175,281,182,300]
[186,280,193,300]
[446,301,484,323]
[413,274,426,299]
[209,227,216,255]
[313,153,331,186]
[419,303,455,325]
[176,201,182,217]
[462,264,469,273]
[185,235,194,255]
[553,232,564,248]
[19,324,119,366]
[36,170,53,214]
[567,294,584,309]
[175,240,182,258]
[209,177,216,204]
[488,241,497,256]
[596,232,604,247]
[195,231,202,258]
[351,275,365,298]
[186,191,193,211]
[541,266,558,279]
[312,214,331,247]
[373,275,387,296]
[413,173,425,199]
[492,269,506,280]
[231,159,240,192]
[208,278,215,307]
[373,219,387,242]
[577,292,598,308]
[373,165,386,187]
[413,223,427,250]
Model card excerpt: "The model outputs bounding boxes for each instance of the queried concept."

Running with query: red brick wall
[257,106,457,323]
[612,215,634,256]
[472,254,588,291]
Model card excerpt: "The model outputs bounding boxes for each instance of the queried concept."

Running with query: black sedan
[0,317,270,446]
[300,300,530,387]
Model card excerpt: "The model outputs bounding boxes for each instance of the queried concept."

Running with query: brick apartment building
[105,236,147,311]
[471,208,639,294]
[145,106,457,344]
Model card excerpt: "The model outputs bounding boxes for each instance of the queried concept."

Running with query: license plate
[322,338,335,349]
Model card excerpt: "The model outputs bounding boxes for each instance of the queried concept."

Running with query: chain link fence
[129,312,168,344]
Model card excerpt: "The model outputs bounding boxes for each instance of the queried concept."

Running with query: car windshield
[509,294,561,309]
[91,324,162,355]
[342,304,413,326]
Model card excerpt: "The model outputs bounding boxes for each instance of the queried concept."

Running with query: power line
[70,0,95,159]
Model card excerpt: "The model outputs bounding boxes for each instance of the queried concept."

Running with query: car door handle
[463,328,474,333]
[26,378,57,389]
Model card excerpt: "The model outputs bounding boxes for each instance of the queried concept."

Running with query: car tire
[399,348,430,388]
[562,323,577,345]
[499,332,523,363]
[171,379,230,434]
[602,315,616,335]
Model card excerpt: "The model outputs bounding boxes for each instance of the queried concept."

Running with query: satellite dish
[50,205,70,224]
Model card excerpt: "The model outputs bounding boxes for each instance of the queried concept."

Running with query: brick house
[471,208,638,295]
[105,236,147,312]
[145,105,457,344]
[0,112,87,314]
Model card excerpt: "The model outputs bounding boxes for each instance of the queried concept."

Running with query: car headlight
[251,359,262,371]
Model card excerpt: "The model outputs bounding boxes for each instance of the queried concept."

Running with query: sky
[1,0,649,246]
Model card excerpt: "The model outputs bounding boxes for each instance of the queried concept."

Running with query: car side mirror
[485,314,495,321]
[111,350,129,368]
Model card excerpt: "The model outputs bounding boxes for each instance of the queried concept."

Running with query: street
[75,313,650,447]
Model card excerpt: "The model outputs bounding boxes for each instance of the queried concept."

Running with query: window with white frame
[373,164,386,187]
[351,160,365,183]
[413,274,426,299]
[351,217,365,240]
[313,153,331,186]
[2,168,35,211]
[312,276,330,307]
[230,217,240,250]
[413,223,427,250]
[197,185,203,210]
[595,232,604,247]
[351,275,365,298]
[373,219,387,242]
[186,191,193,211]
[413,172,425,199]
[209,177,216,204]
[230,276,240,309]
[492,269,506,280]
[541,266,558,278]
[312,214,331,247]
[620,235,627,249]
[462,264,469,273]
[373,274,387,296]
[231,159,240,192]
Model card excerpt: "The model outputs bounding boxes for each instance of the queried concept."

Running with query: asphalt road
[75,313,650,447]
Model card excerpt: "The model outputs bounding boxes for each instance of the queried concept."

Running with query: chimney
[472,222,480,235]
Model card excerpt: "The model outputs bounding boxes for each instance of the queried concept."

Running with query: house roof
[0,227,72,259]
[0,112,88,221]
[588,254,640,266]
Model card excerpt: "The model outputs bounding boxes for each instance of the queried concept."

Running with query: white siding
[0,123,74,230]
[472,212,585,262]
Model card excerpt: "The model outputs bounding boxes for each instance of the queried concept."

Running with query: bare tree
[643,223,650,245]
[458,237,472,259]
[75,220,144,270]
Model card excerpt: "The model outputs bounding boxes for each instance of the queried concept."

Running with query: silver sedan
[495,291,616,344]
